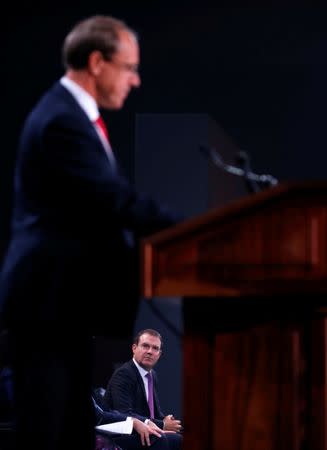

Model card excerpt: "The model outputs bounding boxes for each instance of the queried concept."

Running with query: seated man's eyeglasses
[139,343,161,353]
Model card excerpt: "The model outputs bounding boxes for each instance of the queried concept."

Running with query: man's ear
[88,50,105,76]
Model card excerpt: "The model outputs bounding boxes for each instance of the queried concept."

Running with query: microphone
[199,144,278,191]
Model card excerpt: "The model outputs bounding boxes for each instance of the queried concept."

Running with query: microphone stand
[199,145,278,193]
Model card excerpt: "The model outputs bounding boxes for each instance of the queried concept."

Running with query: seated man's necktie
[146,372,154,419]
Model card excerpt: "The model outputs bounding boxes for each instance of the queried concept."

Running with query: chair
[93,386,107,409]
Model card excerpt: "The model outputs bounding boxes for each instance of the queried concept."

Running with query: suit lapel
[152,372,160,415]
[130,360,147,398]
[52,82,117,172]
[130,360,152,416]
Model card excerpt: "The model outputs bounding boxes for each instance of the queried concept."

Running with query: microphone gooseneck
[235,150,260,193]
[199,144,278,193]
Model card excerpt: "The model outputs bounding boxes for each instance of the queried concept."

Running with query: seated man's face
[132,333,162,370]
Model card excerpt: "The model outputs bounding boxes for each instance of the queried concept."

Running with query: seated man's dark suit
[92,395,179,450]
[104,360,182,449]
[104,359,165,427]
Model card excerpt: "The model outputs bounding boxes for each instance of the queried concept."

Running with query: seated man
[104,329,182,449]
[92,392,179,450]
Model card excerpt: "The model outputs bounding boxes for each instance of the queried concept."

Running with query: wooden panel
[142,182,327,297]
[182,334,211,450]
[310,316,327,450]
[211,322,305,450]
[142,181,327,450]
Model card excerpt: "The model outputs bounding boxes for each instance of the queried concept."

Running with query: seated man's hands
[147,420,164,433]
[163,414,182,432]
[132,418,162,446]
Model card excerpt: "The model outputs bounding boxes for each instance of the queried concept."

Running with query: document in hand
[95,417,133,435]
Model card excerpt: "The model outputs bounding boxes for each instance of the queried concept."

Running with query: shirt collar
[133,358,151,378]
[60,76,99,122]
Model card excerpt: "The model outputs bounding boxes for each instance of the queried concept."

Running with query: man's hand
[132,418,162,446]
[163,414,182,432]
[148,419,176,434]
[147,420,164,433]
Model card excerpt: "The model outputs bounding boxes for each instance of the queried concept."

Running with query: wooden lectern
[141,181,327,450]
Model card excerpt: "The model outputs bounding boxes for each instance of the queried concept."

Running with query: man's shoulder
[28,81,85,125]
[112,359,135,376]
[108,360,140,385]
[30,81,65,111]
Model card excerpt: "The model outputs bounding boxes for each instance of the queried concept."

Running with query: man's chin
[113,94,128,109]
[141,362,152,370]
[101,98,125,110]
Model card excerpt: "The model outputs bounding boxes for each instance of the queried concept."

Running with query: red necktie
[94,115,116,168]
[146,372,154,419]
[95,115,110,144]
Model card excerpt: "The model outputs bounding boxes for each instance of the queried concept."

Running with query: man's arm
[92,397,127,425]
[105,368,139,416]
[41,117,181,237]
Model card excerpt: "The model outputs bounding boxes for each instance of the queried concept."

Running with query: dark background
[1,1,327,420]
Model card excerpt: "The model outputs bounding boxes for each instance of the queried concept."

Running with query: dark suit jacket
[0,81,179,336]
[92,396,125,450]
[92,394,178,450]
[104,359,165,428]
[92,396,127,425]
